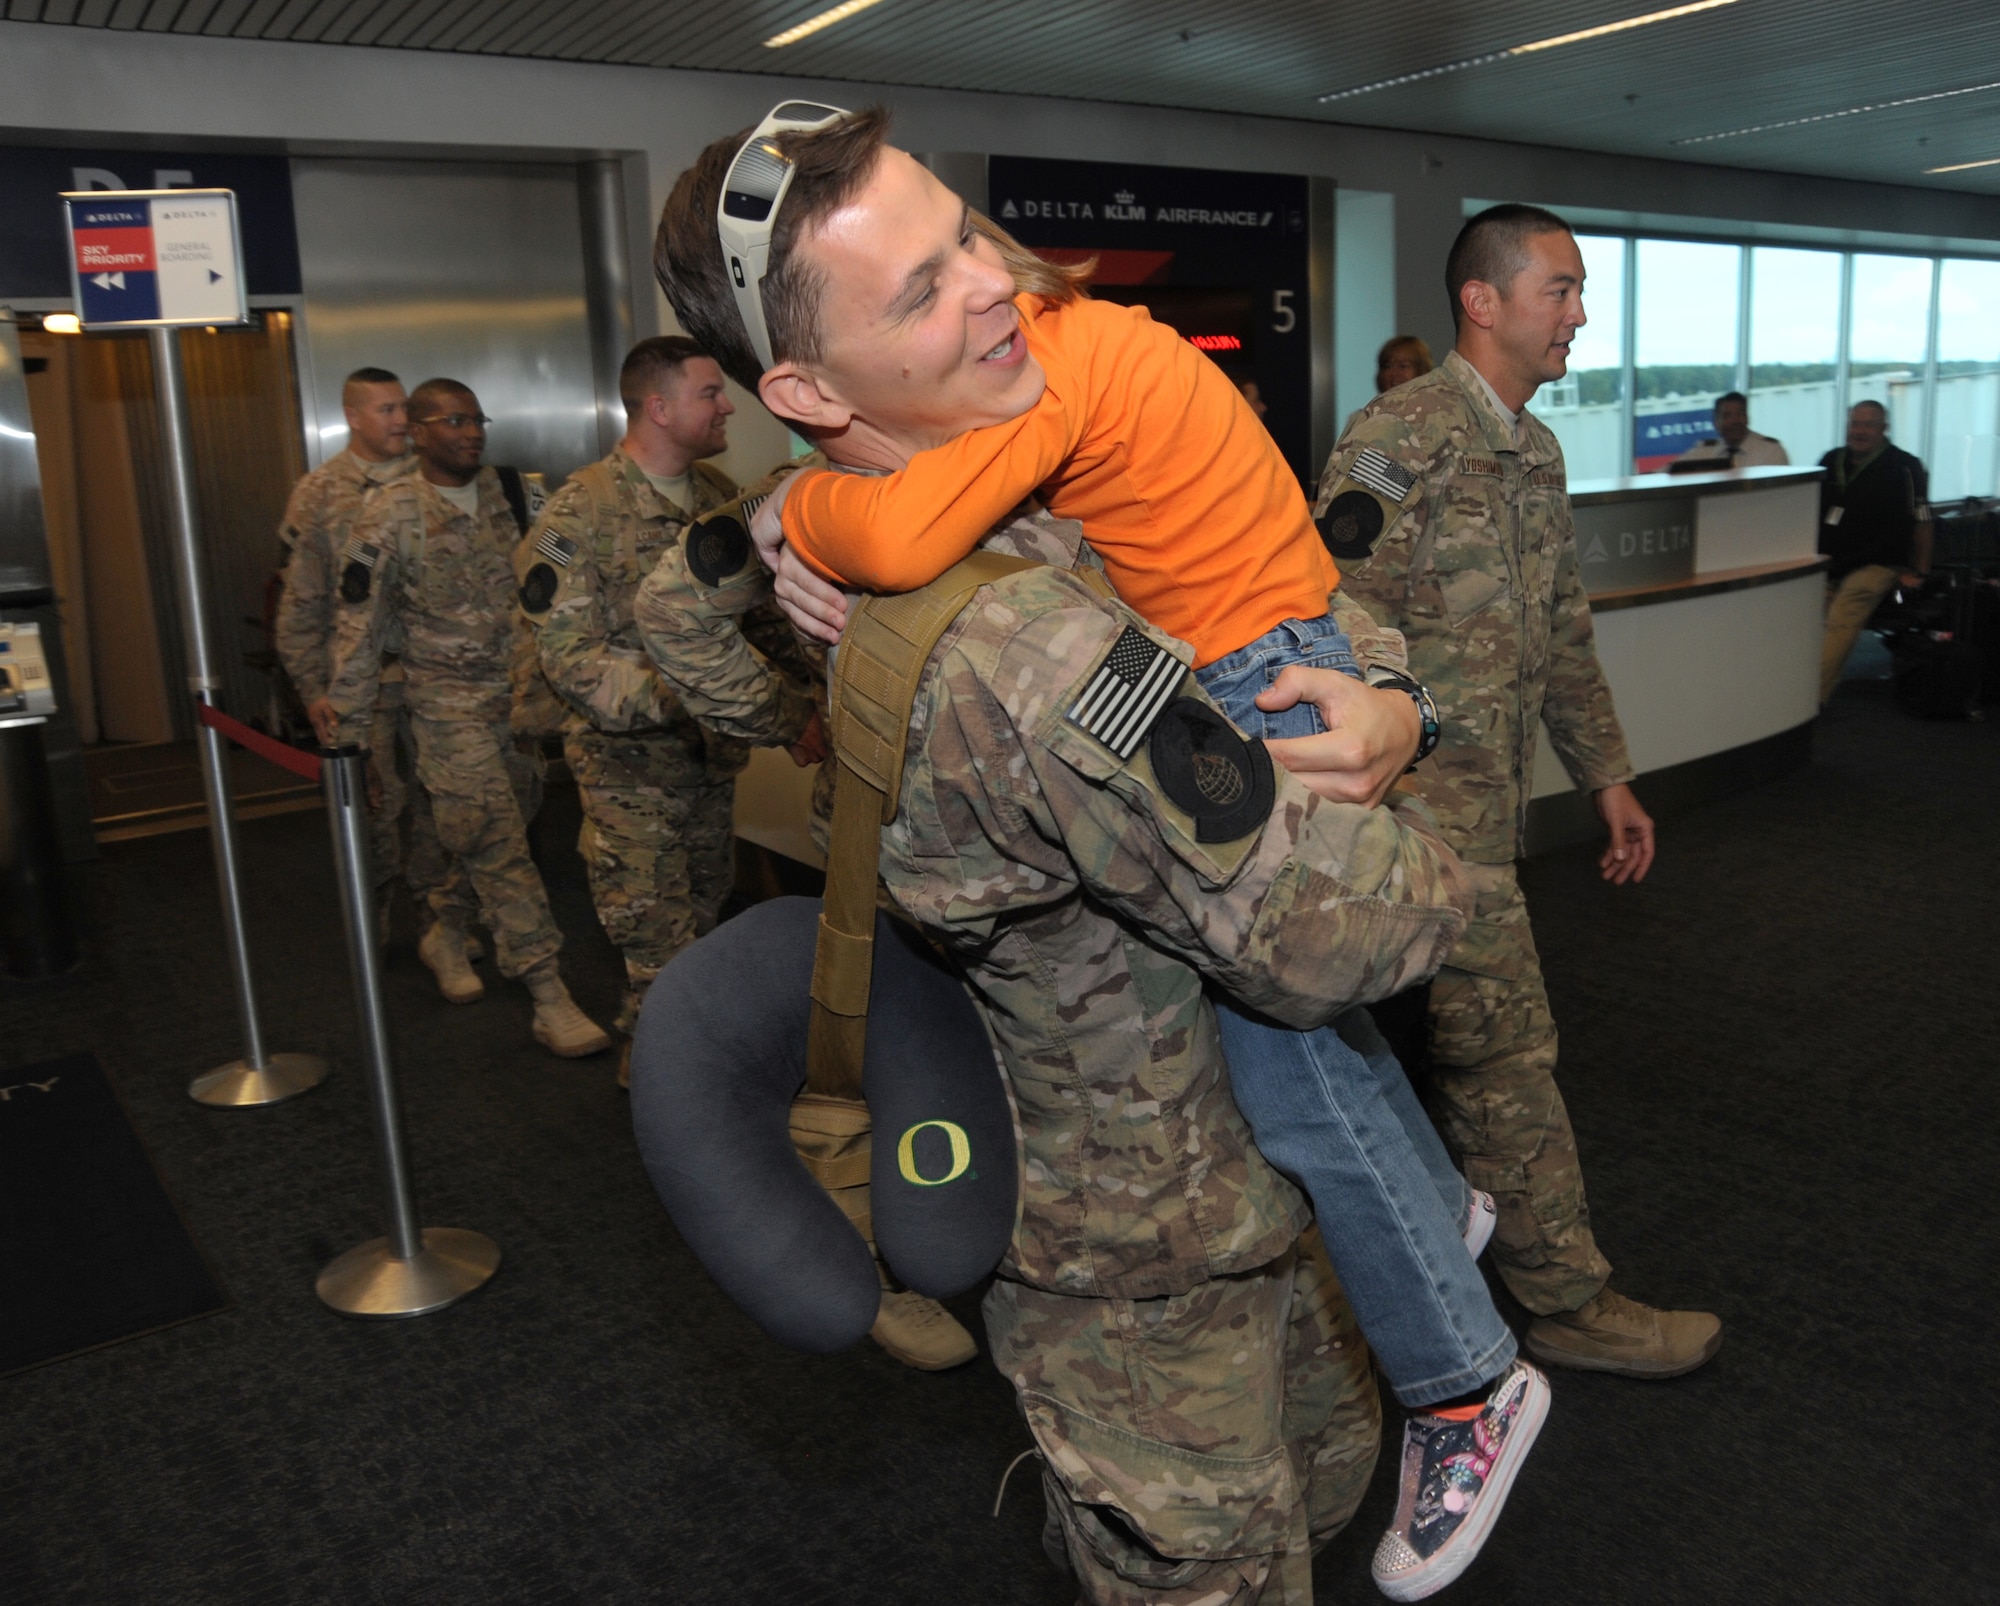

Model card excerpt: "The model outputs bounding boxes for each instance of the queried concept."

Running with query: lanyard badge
[717,101,850,371]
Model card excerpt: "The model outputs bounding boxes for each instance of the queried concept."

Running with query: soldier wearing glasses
[325,379,613,1059]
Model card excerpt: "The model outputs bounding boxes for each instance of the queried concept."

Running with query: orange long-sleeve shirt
[780,294,1337,668]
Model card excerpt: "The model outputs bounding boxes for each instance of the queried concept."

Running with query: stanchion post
[149,325,326,1109]
[316,747,499,1317]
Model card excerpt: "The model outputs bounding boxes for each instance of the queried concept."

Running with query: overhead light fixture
[763,0,887,49]
[1674,77,2000,144]
[1316,0,1738,103]
[42,313,81,334]
[1926,156,2000,174]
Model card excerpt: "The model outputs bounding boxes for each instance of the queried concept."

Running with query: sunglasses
[717,100,850,371]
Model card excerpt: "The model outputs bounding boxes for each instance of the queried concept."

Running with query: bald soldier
[326,378,612,1059]
[1316,204,1722,1378]
[276,366,474,949]
[644,106,1487,1600]
[516,337,818,1084]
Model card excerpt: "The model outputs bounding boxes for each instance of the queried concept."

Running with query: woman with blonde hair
[1377,334,1435,393]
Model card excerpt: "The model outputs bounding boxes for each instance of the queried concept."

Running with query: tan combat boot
[871,1289,978,1371]
[525,970,613,1058]
[417,922,484,1004]
[1525,1288,1722,1378]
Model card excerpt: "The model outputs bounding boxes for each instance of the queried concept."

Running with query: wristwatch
[1363,666,1442,771]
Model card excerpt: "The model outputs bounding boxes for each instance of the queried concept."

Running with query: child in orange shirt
[760,229,1547,1601]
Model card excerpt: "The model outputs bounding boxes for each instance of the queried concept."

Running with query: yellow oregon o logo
[897,1120,972,1187]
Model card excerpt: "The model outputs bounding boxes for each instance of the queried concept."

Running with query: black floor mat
[0,1052,229,1377]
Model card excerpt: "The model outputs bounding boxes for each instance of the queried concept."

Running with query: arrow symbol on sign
[91,271,126,290]
[208,270,222,283]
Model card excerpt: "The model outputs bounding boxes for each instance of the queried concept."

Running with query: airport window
[1748,247,1842,468]
[1931,258,2000,502]
[1528,228,2000,490]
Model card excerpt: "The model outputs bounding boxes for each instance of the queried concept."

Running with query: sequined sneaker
[1371,1359,1551,1601]
[1463,1189,1497,1260]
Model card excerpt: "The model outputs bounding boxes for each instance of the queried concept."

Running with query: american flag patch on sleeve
[535,530,578,567]
[339,538,379,569]
[1346,447,1418,504]
[1065,626,1184,759]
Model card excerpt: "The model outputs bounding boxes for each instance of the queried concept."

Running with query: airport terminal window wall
[1539,233,2000,500]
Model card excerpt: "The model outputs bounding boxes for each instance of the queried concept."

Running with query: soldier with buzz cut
[515,337,817,1086]
[326,377,612,1061]
[277,365,475,949]
[1316,202,1723,1380]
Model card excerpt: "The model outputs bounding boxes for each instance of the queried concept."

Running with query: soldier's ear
[1460,278,1501,332]
[759,363,849,433]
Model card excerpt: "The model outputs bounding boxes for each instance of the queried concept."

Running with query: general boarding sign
[61,188,248,329]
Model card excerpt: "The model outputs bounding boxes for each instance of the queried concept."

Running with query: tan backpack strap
[804,549,1037,1099]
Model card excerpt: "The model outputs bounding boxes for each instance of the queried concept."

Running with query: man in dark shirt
[1817,400,1932,703]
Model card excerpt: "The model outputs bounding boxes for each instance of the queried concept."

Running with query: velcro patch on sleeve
[1065,625,1185,759]
[1147,698,1275,844]
[519,562,559,616]
[685,503,756,588]
[534,529,578,568]
[1317,446,1420,561]
[337,539,380,603]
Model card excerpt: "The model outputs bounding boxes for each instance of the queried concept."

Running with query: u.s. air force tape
[1065,625,1184,759]
[686,495,763,587]
[338,539,380,603]
[1148,697,1275,843]
[1317,446,1418,560]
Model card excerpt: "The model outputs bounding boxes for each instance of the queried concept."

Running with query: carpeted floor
[1,681,1995,1605]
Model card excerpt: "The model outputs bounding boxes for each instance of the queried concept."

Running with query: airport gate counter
[1522,462,1828,850]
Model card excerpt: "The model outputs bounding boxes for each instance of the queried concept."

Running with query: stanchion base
[188,1052,329,1108]
[315,1228,502,1318]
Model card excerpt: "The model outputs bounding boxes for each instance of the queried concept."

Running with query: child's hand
[751,468,814,571]
[773,543,851,644]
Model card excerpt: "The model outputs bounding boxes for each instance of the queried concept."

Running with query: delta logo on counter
[64,190,246,329]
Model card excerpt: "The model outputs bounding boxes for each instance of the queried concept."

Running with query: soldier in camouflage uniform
[648,112,1492,1599]
[516,337,813,1075]
[276,366,474,945]
[327,378,611,1059]
[1317,203,1721,1378]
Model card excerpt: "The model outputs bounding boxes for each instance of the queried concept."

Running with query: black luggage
[1889,564,1996,718]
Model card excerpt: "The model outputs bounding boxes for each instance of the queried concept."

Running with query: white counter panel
[1531,572,1822,797]
[1694,482,1821,573]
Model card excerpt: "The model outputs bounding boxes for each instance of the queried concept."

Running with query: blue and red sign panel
[70,197,162,323]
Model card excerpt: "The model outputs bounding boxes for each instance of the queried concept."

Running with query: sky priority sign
[61,188,247,329]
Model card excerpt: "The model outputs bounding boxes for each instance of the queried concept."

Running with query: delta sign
[62,189,247,329]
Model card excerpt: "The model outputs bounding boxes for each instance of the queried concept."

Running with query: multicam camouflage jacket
[631,456,826,750]
[875,512,1471,1301]
[514,448,741,736]
[1317,349,1634,864]
[273,447,411,702]
[325,465,524,739]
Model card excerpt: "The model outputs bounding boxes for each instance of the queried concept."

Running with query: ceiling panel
[11,0,2000,194]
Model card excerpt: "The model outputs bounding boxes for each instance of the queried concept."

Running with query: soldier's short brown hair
[1446,204,1574,330]
[654,107,894,393]
[619,336,713,414]
[655,107,1090,395]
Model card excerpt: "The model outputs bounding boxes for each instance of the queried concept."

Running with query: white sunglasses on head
[717,100,851,372]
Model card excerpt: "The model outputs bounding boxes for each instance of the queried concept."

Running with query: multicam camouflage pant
[987,1232,1380,1605]
[565,722,741,1034]
[367,672,475,931]
[1425,860,1612,1317]
[409,710,561,982]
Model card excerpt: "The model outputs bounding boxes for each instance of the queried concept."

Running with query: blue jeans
[1198,615,1516,1407]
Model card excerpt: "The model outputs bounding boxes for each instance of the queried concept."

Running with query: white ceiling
[13,0,2000,194]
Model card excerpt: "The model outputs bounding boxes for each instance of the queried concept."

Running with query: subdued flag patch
[1065,626,1183,759]
[1346,447,1417,504]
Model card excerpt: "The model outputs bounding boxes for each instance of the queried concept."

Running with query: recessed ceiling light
[1924,156,2000,174]
[1316,0,1738,103]
[764,0,887,49]
[1674,78,2000,144]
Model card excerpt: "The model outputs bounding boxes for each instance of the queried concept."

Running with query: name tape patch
[1066,626,1183,759]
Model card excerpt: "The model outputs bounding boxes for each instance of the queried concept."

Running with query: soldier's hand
[773,542,850,644]
[1593,782,1655,884]
[786,708,829,768]
[306,697,338,749]
[1259,668,1419,807]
